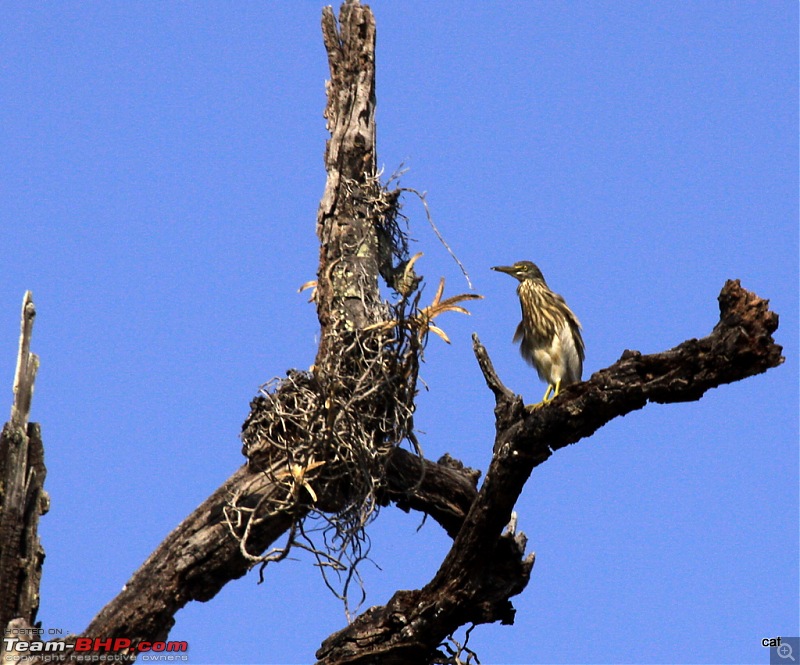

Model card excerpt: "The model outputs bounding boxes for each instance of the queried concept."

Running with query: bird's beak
[491,265,516,276]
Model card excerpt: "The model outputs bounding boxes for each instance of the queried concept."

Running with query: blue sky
[1,2,797,664]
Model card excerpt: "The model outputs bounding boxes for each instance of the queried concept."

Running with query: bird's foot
[525,383,560,412]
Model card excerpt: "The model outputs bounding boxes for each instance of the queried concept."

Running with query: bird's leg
[526,379,569,412]
[525,383,555,412]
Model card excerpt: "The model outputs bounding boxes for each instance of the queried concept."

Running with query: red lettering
[74,638,92,652]
[166,641,188,652]
[113,638,131,651]
[93,638,113,651]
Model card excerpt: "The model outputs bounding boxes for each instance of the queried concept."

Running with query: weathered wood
[82,464,295,642]
[315,279,783,664]
[0,292,47,638]
[10,291,37,431]
[383,449,480,539]
[56,446,482,653]
[315,0,383,371]
[14,276,780,662]
[38,3,413,653]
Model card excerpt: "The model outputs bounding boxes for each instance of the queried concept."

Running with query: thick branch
[383,449,480,539]
[489,279,784,460]
[27,448,478,654]
[315,280,783,663]
[81,465,296,644]
[25,281,778,659]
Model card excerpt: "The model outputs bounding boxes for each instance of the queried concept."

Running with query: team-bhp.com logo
[3,637,188,662]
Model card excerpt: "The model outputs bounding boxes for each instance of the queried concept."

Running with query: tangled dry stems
[231,172,479,617]
[434,625,481,665]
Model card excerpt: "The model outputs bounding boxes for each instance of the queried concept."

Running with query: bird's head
[491,261,545,283]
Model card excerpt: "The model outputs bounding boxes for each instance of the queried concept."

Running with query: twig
[400,187,474,290]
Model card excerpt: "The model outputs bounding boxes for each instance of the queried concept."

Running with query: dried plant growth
[238,199,480,615]
[238,14,480,610]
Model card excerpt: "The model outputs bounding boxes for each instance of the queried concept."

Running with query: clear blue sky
[1,2,797,664]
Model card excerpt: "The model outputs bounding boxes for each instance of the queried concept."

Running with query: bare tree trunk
[316,1,380,349]
[0,292,47,637]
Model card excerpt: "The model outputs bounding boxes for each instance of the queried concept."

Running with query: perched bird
[492,261,585,407]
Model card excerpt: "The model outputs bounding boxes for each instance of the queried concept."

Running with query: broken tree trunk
[0,291,48,638]
[21,0,413,655]
[316,0,381,354]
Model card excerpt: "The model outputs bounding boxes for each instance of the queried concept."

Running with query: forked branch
[315,279,783,664]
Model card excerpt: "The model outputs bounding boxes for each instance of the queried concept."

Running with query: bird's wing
[568,316,585,362]
[513,320,525,345]
[513,320,541,370]
[552,292,585,362]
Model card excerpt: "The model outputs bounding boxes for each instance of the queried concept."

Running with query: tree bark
[83,0,386,647]
[315,0,382,364]
[0,292,47,639]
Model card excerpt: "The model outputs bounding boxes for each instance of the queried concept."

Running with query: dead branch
[0,292,47,637]
[315,279,783,664]
[10,291,38,431]
[45,448,479,653]
[14,280,778,659]
[383,449,480,540]
[82,466,295,642]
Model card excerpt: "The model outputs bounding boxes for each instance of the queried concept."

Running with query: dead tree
[0,2,784,664]
[0,292,46,635]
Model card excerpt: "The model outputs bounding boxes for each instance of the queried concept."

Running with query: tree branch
[81,464,296,643]
[383,449,480,539]
[45,446,481,653]
[10,291,38,431]
[19,278,777,660]
[315,279,783,664]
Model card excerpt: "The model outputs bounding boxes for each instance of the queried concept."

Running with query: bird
[492,261,585,407]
